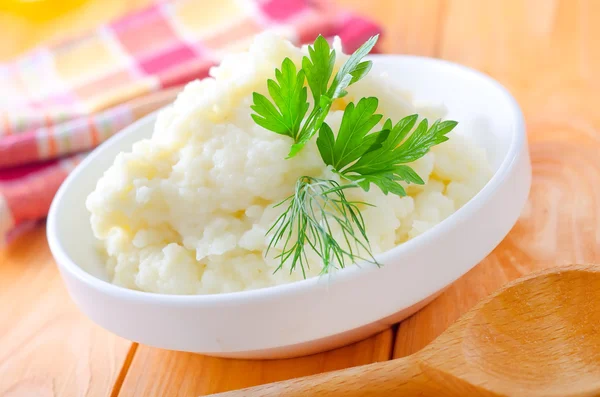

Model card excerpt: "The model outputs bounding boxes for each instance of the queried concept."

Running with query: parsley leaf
[251,58,309,140]
[327,35,378,100]
[393,119,458,163]
[315,122,335,166]
[302,35,336,103]
[343,115,419,174]
[317,99,458,196]
[288,34,379,157]
[346,118,457,175]
[316,97,386,170]
[344,165,424,196]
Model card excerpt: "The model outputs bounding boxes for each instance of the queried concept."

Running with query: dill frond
[266,176,380,277]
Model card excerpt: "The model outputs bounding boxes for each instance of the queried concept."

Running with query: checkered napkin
[0,0,381,244]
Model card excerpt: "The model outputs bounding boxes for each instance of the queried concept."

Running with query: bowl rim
[47,54,526,305]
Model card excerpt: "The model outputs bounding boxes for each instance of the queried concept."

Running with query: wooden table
[1,0,599,395]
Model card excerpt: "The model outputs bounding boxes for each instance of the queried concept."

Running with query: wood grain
[0,227,134,397]
[213,265,600,397]
[336,0,446,55]
[394,0,600,358]
[118,330,392,396]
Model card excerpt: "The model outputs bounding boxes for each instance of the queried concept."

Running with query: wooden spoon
[213,264,600,397]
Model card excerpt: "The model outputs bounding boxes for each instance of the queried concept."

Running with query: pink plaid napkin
[0,0,381,244]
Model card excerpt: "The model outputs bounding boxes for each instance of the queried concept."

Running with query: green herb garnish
[266,177,377,277]
[252,35,458,276]
[250,58,308,141]
[318,99,457,196]
[252,35,378,158]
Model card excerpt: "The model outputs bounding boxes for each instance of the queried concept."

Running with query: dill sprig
[266,176,379,277]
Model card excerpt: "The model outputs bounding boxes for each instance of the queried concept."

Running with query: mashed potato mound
[86,33,492,295]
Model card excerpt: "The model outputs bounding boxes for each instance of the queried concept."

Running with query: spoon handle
[211,355,429,396]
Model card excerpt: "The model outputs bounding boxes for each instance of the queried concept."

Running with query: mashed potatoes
[86,33,492,295]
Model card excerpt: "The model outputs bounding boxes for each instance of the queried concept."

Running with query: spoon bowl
[216,264,600,396]
[457,267,600,395]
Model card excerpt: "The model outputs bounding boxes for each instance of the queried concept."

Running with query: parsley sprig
[251,35,458,276]
[252,35,378,157]
[251,58,308,140]
[317,98,458,195]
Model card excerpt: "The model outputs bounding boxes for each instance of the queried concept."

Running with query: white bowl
[47,55,530,359]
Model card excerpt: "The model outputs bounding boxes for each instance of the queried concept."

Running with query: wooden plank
[118,330,392,396]
[0,227,134,396]
[336,0,445,54]
[395,0,600,358]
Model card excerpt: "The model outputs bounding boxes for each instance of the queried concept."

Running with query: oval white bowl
[47,55,530,359]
